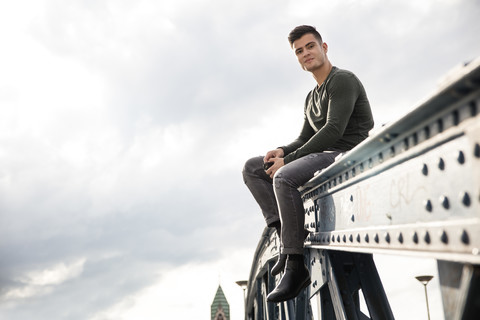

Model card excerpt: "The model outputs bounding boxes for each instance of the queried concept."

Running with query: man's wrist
[283,153,293,164]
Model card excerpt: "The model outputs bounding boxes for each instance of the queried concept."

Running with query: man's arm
[279,91,316,160]
[263,113,316,178]
[280,117,315,157]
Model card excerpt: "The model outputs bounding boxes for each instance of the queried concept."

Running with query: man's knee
[242,156,263,181]
[273,166,296,189]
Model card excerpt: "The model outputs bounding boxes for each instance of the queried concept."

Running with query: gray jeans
[242,152,339,254]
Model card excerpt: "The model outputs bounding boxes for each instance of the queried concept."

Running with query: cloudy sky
[0,0,479,319]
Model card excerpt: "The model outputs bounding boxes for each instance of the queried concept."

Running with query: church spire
[211,285,230,320]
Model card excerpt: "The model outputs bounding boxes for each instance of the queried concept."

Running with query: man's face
[292,33,327,72]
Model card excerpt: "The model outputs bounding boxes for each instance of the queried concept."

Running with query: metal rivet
[351,215,355,222]
[356,234,361,243]
[332,235,336,242]
[343,235,347,243]
[413,132,419,145]
[474,143,480,158]
[461,192,471,207]
[457,151,465,164]
[438,158,445,170]
[374,233,379,243]
[349,235,353,242]
[441,231,448,244]
[424,200,433,212]
[337,235,340,243]
[425,126,431,138]
[398,232,404,244]
[413,232,419,244]
[438,118,444,132]
[422,164,429,176]
[441,196,450,209]
[350,195,354,202]
[424,232,431,244]
[365,234,370,243]
[461,230,470,245]
[404,138,409,150]
[385,233,391,243]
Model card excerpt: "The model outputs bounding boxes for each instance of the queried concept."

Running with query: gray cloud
[1,0,479,318]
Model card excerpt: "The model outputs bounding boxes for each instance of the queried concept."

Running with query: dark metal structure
[245,57,480,319]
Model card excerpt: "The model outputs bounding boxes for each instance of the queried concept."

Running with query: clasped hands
[263,148,285,178]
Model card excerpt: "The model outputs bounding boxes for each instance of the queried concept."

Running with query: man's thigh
[275,152,340,188]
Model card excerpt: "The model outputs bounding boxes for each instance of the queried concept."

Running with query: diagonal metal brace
[326,251,394,320]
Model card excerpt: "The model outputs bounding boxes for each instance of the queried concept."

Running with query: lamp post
[236,280,248,320]
[415,275,433,320]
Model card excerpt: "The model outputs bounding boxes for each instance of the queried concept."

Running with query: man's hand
[264,148,284,162]
[263,148,285,178]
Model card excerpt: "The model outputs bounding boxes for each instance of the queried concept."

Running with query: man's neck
[312,61,333,87]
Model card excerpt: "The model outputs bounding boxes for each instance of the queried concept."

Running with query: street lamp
[236,280,248,320]
[415,275,433,320]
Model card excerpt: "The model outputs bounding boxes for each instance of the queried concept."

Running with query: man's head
[289,25,330,75]
[288,25,323,48]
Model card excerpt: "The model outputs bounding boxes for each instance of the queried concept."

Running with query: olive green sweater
[282,67,374,164]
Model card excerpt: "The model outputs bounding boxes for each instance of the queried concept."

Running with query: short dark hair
[288,25,323,47]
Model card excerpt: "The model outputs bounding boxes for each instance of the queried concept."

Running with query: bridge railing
[245,56,480,320]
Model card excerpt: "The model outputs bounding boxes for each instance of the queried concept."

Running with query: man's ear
[322,42,328,53]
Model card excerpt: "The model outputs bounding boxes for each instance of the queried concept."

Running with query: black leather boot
[271,254,287,276]
[267,256,311,302]
[271,230,310,277]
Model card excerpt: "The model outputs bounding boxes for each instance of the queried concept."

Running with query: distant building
[211,285,230,320]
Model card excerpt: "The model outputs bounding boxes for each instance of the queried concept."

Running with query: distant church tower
[211,285,230,320]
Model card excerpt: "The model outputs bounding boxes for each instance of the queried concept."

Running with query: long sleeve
[282,68,373,164]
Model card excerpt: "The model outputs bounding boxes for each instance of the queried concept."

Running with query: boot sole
[267,277,311,302]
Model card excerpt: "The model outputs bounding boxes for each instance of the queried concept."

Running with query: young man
[242,25,374,302]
